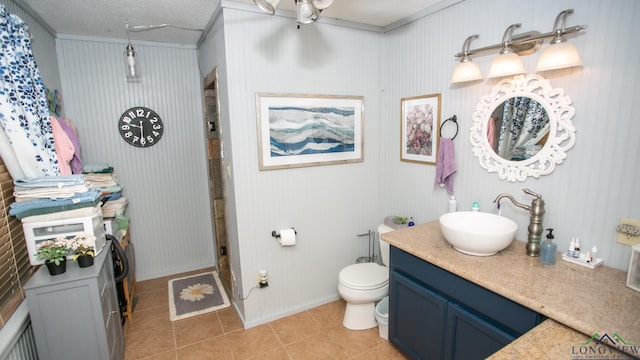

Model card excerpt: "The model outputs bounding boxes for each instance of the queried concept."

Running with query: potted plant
[35,238,71,275]
[69,234,97,268]
[384,215,411,230]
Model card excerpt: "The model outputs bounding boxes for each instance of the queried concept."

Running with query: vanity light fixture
[451,9,587,83]
[536,9,583,72]
[253,0,334,27]
[487,24,526,79]
[451,35,483,83]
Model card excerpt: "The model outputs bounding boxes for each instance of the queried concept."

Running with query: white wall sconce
[253,0,334,27]
[125,43,138,79]
[124,20,138,80]
[451,9,587,84]
[123,19,203,80]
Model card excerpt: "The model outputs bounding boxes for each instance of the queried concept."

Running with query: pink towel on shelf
[434,138,456,194]
[49,117,75,175]
[56,117,83,174]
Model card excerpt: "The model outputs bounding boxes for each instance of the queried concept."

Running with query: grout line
[171,317,177,354]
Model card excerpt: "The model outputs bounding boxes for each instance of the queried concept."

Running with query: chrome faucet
[493,189,545,257]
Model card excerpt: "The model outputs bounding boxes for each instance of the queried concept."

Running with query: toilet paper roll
[278,229,296,246]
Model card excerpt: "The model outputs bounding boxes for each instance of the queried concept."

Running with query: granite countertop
[381,221,640,358]
[489,319,590,359]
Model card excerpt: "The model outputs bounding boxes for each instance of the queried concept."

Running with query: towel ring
[440,115,458,140]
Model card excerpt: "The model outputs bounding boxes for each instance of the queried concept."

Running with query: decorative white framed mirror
[470,74,576,182]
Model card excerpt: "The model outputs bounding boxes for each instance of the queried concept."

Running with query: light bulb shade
[451,61,483,83]
[536,41,582,72]
[297,0,319,24]
[125,43,138,78]
[253,0,280,15]
[311,0,334,10]
[487,52,525,78]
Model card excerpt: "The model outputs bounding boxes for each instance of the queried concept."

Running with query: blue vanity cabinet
[443,302,514,359]
[391,270,448,358]
[389,246,542,360]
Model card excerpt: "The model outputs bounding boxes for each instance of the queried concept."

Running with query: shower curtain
[0,5,59,179]
[497,97,549,160]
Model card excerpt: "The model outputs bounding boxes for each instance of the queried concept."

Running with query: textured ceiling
[17,0,445,45]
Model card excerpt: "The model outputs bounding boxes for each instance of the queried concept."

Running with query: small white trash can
[375,296,389,340]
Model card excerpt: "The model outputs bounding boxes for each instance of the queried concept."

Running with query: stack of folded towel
[101,197,128,218]
[83,164,122,198]
[83,164,129,232]
[10,175,101,219]
[10,165,129,227]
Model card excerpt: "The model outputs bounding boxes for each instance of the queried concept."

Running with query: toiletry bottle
[540,228,557,265]
[568,237,575,257]
[448,196,457,213]
[591,245,598,262]
[472,201,480,212]
[408,217,415,227]
[573,237,581,258]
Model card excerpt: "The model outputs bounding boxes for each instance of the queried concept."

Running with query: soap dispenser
[540,228,557,265]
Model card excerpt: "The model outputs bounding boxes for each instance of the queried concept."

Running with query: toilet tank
[377,224,395,266]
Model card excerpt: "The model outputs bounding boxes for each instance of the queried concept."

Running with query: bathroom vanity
[381,221,640,359]
[390,246,543,359]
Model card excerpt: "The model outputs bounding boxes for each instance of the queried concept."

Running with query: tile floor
[123,268,408,359]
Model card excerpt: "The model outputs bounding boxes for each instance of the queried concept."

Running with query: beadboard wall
[379,0,640,270]
[197,7,247,315]
[4,0,638,330]
[55,38,215,280]
[201,7,385,326]
[205,0,639,326]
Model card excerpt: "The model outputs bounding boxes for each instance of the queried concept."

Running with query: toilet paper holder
[271,228,297,238]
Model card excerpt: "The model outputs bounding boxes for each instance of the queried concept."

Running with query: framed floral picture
[400,93,441,165]
[256,93,364,170]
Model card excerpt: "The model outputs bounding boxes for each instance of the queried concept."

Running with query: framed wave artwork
[256,93,364,170]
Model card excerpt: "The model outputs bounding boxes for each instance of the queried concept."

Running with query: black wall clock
[118,107,164,147]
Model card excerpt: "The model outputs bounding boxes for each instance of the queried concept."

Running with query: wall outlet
[616,217,640,246]
[258,270,268,288]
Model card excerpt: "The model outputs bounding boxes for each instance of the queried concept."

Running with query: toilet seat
[339,263,388,290]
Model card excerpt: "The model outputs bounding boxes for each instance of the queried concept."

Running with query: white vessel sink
[439,211,517,256]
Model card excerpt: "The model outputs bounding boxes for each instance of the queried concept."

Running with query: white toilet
[338,224,394,330]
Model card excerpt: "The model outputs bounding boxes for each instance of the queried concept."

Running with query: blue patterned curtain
[0,5,59,178]
[497,97,549,160]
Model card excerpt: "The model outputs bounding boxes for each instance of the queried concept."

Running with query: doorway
[203,67,231,296]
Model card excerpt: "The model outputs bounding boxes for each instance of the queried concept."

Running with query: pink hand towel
[434,138,456,194]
